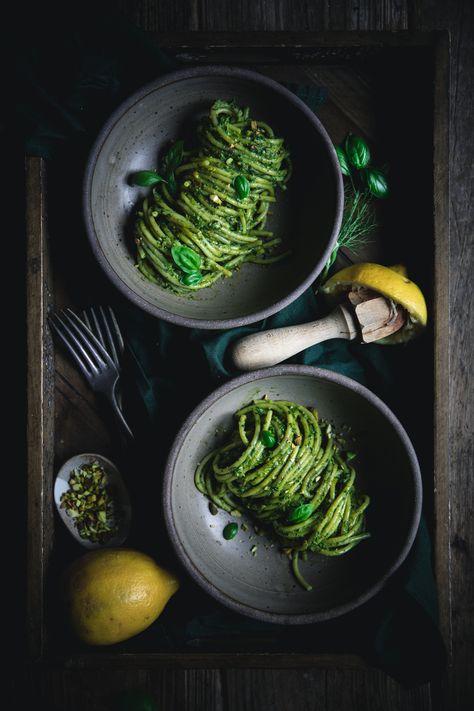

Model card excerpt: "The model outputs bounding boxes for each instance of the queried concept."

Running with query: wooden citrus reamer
[231,288,405,371]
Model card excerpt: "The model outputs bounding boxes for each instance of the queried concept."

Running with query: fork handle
[106,384,134,441]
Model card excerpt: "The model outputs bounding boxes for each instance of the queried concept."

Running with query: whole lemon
[63,548,180,645]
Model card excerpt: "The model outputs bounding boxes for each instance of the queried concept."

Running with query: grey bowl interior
[163,366,422,624]
[84,67,343,328]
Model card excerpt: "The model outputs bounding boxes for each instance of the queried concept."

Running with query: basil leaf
[171,244,201,273]
[181,271,203,286]
[364,168,389,198]
[287,503,314,523]
[233,174,250,200]
[334,146,351,176]
[163,139,184,173]
[345,134,371,170]
[131,170,167,187]
[166,171,178,196]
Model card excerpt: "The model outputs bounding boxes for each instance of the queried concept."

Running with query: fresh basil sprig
[170,243,203,287]
[131,140,184,194]
[322,134,389,282]
[171,243,201,273]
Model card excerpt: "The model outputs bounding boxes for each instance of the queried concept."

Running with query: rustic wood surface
[21,1,473,710]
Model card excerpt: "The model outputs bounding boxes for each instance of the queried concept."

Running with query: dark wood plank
[54,355,115,465]
[415,1,474,709]
[149,29,435,48]
[224,669,432,710]
[48,652,368,670]
[118,1,410,32]
[431,27,451,693]
[25,664,433,710]
[441,6,474,711]
[26,157,56,659]
[26,666,226,711]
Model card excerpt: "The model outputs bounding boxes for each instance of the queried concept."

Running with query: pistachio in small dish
[54,454,131,549]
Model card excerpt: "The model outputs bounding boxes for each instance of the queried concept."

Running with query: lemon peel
[63,548,180,645]
[321,262,427,344]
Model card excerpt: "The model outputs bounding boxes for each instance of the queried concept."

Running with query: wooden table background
[15,1,473,709]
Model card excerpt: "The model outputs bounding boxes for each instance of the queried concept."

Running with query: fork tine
[81,306,124,369]
[98,306,121,369]
[82,308,109,364]
[64,309,115,370]
[50,314,97,375]
[106,307,125,354]
[88,307,107,350]
[81,309,93,334]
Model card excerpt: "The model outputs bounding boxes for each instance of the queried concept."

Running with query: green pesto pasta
[134,100,291,293]
[195,398,370,591]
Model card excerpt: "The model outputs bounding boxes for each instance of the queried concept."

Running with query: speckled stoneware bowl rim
[83,66,343,329]
[163,365,423,624]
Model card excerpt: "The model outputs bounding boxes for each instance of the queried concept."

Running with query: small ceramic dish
[54,453,132,549]
[83,66,343,329]
[163,365,422,624]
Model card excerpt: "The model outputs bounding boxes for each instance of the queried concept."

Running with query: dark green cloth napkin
[15,9,445,685]
[118,296,444,686]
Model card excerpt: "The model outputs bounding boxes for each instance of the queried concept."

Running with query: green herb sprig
[321,134,389,281]
[131,140,184,195]
[171,243,203,285]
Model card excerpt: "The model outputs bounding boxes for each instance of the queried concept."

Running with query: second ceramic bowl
[163,366,422,623]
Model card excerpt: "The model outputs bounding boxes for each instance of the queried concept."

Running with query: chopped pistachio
[59,461,119,544]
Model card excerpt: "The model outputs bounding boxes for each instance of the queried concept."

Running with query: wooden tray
[26,31,449,669]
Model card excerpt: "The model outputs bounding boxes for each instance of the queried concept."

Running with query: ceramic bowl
[163,366,422,624]
[54,453,132,549]
[83,66,343,329]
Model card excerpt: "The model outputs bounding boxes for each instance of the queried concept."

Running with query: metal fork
[81,306,125,408]
[50,308,134,440]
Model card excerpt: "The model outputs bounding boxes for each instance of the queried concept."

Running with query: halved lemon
[321,262,428,344]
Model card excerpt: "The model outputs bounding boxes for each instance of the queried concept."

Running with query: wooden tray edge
[25,29,451,668]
